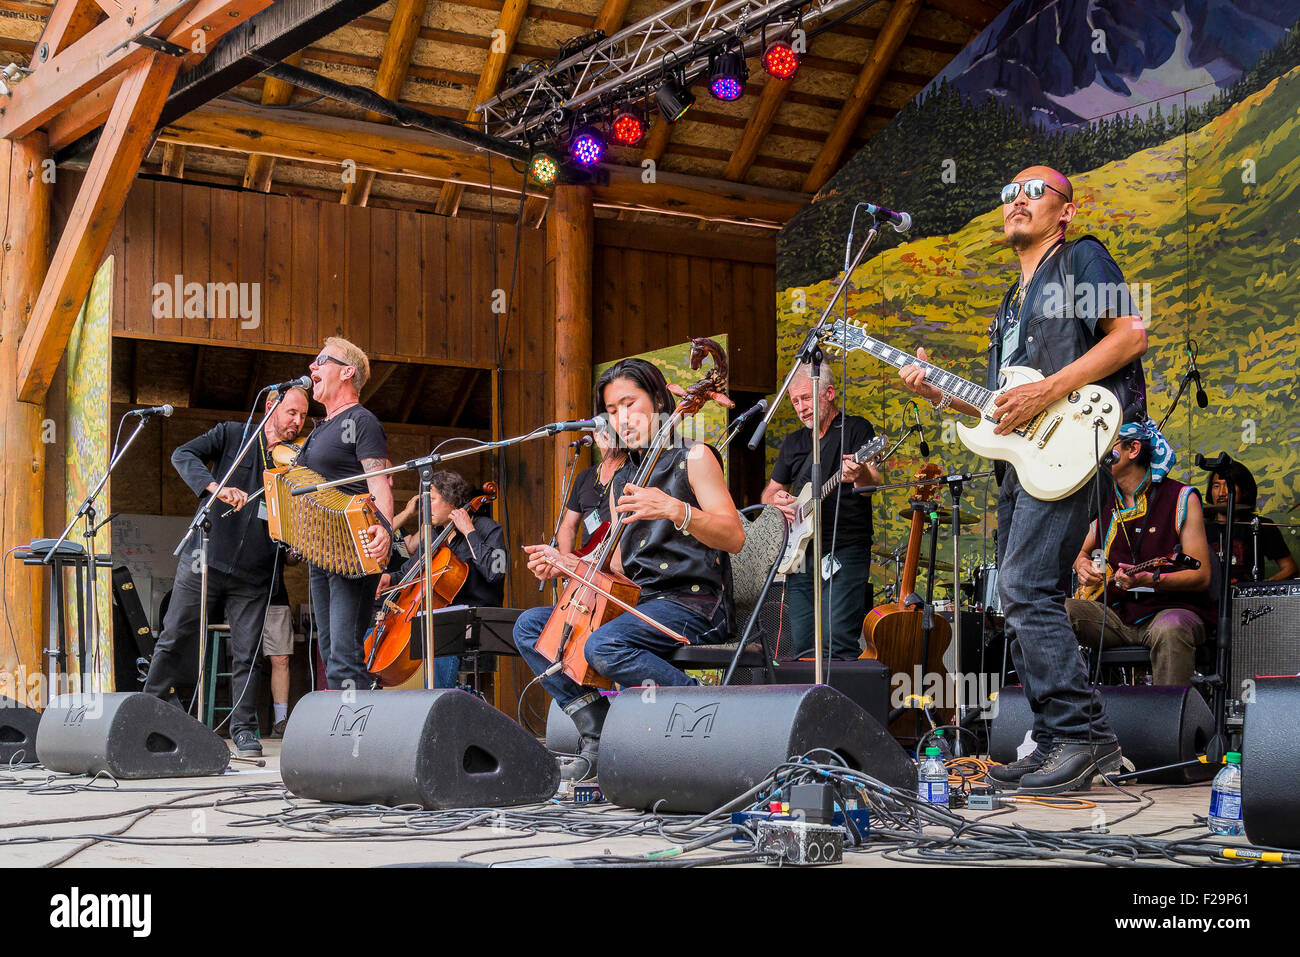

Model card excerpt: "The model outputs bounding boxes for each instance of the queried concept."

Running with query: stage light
[708,48,747,101]
[529,152,559,186]
[570,127,605,167]
[611,109,645,147]
[762,40,800,79]
[655,74,695,122]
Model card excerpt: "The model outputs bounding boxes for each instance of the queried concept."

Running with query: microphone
[732,399,769,429]
[861,201,912,233]
[569,435,594,449]
[1187,344,1208,409]
[1102,447,1121,466]
[911,402,930,457]
[272,375,313,393]
[125,404,174,418]
[545,418,602,434]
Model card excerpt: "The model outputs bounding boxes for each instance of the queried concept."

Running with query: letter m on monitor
[664,701,719,737]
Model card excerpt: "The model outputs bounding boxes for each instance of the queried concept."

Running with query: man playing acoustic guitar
[899,166,1148,794]
[1067,421,1214,687]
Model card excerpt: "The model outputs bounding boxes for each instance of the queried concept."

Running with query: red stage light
[612,111,645,146]
[763,41,800,80]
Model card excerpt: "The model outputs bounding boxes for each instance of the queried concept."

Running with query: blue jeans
[997,467,1115,745]
[433,656,460,689]
[308,565,380,691]
[513,597,726,709]
[785,544,871,658]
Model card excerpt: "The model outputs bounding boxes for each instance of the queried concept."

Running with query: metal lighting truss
[478,0,870,144]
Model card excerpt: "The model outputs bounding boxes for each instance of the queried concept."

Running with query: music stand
[408,605,524,695]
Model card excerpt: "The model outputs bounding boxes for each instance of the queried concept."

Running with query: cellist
[377,471,506,687]
[514,358,745,782]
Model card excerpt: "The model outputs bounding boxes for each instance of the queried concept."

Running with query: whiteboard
[110,514,194,630]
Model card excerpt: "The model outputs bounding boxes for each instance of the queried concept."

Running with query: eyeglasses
[1000,179,1071,204]
[313,353,350,369]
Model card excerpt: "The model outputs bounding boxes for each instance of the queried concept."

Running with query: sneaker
[270,718,288,739]
[233,729,263,757]
[986,744,1053,790]
[1016,741,1123,795]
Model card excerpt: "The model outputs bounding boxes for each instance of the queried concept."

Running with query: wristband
[674,502,693,536]
[932,393,953,412]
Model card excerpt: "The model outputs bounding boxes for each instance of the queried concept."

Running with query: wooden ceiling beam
[32,0,105,59]
[242,50,303,192]
[925,0,1003,29]
[342,0,429,206]
[360,362,398,403]
[160,141,186,178]
[158,100,809,224]
[447,367,480,428]
[398,365,430,423]
[802,0,923,194]
[0,0,269,140]
[724,75,794,184]
[435,0,528,217]
[17,52,184,402]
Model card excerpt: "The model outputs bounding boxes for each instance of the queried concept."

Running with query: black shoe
[986,744,1053,790]
[233,730,263,758]
[560,695,609,783]
[270,718,288,739]
[1016,741,1123,795]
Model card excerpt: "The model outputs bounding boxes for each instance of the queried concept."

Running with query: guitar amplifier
[1230,580,1300,700]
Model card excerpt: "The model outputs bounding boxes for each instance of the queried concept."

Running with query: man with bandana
[1067,421,1214,687]
[899,166,1149,795]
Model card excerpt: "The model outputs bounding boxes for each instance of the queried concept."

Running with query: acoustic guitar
[1074,550,1201,603]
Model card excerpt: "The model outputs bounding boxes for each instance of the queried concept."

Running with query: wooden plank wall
[592,222,778,394]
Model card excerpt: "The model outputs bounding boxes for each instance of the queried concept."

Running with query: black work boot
[1016,741,1123,795]
[561,695,610,783]
[986,741,1053,790]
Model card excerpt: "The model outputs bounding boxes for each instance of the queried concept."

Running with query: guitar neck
[832,322,995,411]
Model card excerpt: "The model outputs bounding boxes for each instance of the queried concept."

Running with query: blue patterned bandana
[1118,418,1175,482]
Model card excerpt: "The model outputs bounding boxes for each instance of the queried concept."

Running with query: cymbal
[896,507,982,526]
[1203,503,1255,518]
[915,556,955,574]
[870,547,953,574]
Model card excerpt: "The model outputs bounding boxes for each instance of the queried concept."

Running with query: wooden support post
[17,52,183,402]
[547,185,593,483]
[0,134,52,685]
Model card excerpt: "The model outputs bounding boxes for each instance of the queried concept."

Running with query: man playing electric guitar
[899,166,1149,795]
[762,362,884,658]
[1067,422,1214,687]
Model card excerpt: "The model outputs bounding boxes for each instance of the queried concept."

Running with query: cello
[363,482,498,686]
[534,338,733,688]
[859,463,954,738]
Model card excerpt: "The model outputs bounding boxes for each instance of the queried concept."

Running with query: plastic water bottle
[917,745,949,807]
[1208,751,1243,836]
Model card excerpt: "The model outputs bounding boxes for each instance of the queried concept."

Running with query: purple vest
[1098,478,1216,627]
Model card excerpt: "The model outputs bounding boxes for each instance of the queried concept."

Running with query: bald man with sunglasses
[900,166,1149,795]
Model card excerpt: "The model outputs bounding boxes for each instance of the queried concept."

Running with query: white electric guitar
[823,318,1122,502]
[777,435,888,575]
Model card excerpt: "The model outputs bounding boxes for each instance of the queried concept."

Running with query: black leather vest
[619,443,728,606]
[986,236,1147,424]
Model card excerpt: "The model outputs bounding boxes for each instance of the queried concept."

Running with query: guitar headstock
[821,319,871,356]
[854,435,888,466]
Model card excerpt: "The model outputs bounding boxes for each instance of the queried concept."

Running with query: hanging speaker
[1242,676,1300,849]
[989,685,1216,784]
[0,694,42,764]
[36,693,230,778]
[598,684,915,813]
[281,690,559,809]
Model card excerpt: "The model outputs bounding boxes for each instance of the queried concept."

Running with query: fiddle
[271,439,303,468]
[534,338,732,687]
[363,482,498,686]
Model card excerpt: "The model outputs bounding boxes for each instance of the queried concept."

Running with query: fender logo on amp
[1241,604,1274,627]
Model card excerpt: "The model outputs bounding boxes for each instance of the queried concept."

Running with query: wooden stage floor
[0,740,1263,870]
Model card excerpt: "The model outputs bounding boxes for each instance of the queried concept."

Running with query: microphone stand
[296,423,581,691]
[747,224,881,453]
[46,411,162,692]
[173,390,288,722]
[543,443,585,599]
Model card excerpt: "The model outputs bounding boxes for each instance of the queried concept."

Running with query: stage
[0,739,1258,869]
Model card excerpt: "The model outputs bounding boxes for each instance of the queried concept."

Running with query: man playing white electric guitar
[762,363,885,659]
[899,165,1149,796]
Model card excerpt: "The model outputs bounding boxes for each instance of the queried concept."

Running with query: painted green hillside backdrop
[772,63,1300,587]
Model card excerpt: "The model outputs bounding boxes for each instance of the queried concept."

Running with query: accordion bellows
[264,466,384,578]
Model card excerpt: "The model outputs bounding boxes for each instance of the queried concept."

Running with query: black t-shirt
[296,405,387,494]
[771,412,876,549]
[398,515,506,608]
[565,458,633,545]
[1206,517,1295,582]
